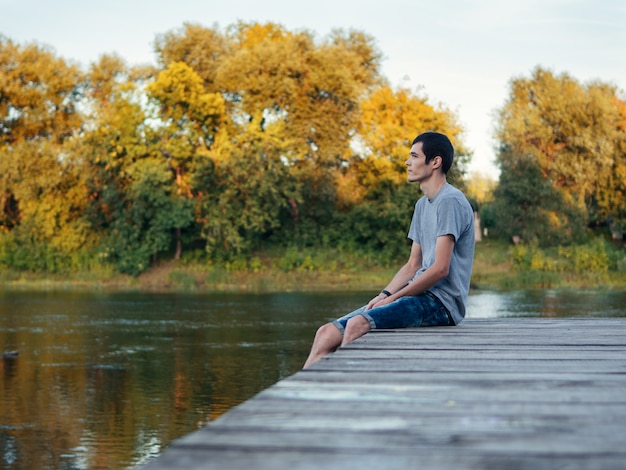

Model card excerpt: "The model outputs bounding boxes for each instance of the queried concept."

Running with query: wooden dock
[143,318,626,469]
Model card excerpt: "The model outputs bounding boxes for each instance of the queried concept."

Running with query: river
[1,289,625,469]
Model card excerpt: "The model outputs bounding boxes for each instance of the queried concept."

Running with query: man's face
[406,141,430,183]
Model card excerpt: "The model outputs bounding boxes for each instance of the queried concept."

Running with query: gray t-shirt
[407,183,475,324]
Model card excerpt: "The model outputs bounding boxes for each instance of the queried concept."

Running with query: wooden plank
[309,359,626,373]
[201,398,626,421]
[351,337,626,345]
[318,349,626,359]
[142,445,626,470]
[142,318,626,470]
[170,424,626,456]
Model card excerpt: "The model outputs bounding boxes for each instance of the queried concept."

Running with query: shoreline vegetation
[1,239,625,294]
[3,34,625,295]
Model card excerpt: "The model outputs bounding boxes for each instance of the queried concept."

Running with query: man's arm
[366,241,422,310]
[369,235,455,309]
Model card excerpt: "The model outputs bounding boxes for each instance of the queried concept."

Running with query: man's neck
[420,175,447,201]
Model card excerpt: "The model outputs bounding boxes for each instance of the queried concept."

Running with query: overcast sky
[2,0,625,178]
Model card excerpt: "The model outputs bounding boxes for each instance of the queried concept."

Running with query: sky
[2,0,625,179]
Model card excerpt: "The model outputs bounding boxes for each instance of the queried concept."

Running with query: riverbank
[1,239,625,293]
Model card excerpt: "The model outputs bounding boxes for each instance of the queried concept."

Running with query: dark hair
[412,132,454,174]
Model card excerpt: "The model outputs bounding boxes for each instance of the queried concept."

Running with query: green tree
[494,67,626,244]
[112,157,194,274]
[198,114,300,258]
[80,56,179,274]
[488,151,586,245]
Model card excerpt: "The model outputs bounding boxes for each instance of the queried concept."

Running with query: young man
[303,131,475,369]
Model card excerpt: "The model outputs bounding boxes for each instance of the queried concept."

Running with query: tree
[213,22,382,177]
[154,23,229,93]
[197,114,300,258]
[80,55,181,274]
[0,37,83,146]
[488,151,586,245]
[112,157,194,274]
[354,85,469,197]
[153,22,386,251]
[494,67,626,243]
[465,171,497,207]
[1,24,476,274]
[146,61,226,259]
[0,38,90,270]
[331,85,471,258]
[592,97,626,237]
[0,139,96,271]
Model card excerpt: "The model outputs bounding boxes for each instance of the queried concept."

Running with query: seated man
[303,131,475,369]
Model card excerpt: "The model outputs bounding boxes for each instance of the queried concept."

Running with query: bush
[558,238,609,274]
[512,237,616,275]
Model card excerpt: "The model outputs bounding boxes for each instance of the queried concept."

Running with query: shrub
[558,238,609,274]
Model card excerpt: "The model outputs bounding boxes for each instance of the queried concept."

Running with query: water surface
[0,289,625,469]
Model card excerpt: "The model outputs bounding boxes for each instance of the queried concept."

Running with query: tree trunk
[174,227,182,260]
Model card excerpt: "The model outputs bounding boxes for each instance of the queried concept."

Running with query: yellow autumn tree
[0,38,91,270]
[336,85,468,208]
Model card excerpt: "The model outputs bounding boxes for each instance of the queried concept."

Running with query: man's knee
[314,322,342,346]
[344,315,371,338]
[316,322,337,338]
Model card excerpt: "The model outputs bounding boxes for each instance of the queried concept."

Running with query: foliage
[146,60,225,260]
[334,183,416,259]
[492,67,626,245]
[487,154,587,245]
[0,38,96,271]
[5,28,626,283]
[511,238,612,274]
[154,23,229,92]
[13,26,622,281]
[465,171,497,207]
[197,115,301,259]
[356,85,469,191]
[0,38,83,146]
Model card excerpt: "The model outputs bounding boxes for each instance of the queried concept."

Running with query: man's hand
[366,293,392,311]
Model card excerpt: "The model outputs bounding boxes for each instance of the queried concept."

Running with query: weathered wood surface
[143,318,626,469]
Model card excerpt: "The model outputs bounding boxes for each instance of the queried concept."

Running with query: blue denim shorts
[332,291,453,334]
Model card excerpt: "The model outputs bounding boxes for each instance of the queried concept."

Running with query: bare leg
[342,315,371,346]
[303,323,343,369]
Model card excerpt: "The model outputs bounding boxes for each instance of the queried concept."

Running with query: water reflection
[466,289,626,319]
[0,289,625,469]
[0,291,365,469]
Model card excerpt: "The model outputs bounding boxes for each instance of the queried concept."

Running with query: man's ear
[432,155,442,169]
